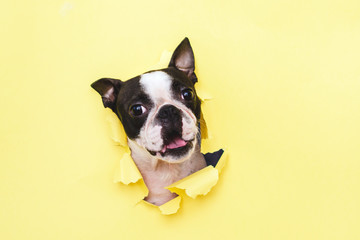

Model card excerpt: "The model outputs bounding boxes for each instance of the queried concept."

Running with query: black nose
[157,105,183,143]
[157,105,181,121]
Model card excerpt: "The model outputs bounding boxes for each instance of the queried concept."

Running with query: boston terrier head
[91,38,202,164]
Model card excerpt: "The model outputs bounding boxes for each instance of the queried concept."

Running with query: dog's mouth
[148,136,194,158]
[160,137,187,153]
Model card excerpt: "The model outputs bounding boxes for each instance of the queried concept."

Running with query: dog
[91,38,206,206]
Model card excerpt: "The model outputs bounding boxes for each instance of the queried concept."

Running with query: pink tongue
[167,138,187,149]
[160,138,187,153]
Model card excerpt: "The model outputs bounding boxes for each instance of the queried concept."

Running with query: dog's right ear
[91,78,123,112]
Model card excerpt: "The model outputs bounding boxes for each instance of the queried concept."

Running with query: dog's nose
[157,105,181,121]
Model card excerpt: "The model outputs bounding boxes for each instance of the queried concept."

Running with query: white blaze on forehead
[140,71,172,101]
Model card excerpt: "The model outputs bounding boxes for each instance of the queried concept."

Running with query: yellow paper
[167,166,219,198]
[2,0,360,239]
[105,108,128,147]
[113,150,142,185]
[158,196,182,215]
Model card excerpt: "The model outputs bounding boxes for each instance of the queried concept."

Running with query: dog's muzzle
[147,104,194,158]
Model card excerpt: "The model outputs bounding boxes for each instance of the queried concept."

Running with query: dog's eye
[181,89,194,101]
[129,104,146,116]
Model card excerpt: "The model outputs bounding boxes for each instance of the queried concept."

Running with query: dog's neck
[127,139,206,206]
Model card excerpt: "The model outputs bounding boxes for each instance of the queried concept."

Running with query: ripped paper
[107,108,226,215]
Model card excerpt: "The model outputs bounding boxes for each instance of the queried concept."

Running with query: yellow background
[1,0,360,239]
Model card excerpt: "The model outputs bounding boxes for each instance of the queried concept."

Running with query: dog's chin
[147,139,195,163]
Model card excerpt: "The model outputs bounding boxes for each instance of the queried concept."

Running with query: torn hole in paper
[103,51,227,215]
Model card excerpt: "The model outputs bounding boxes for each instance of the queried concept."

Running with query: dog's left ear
[91,78,123,113]
[168,37,197,84]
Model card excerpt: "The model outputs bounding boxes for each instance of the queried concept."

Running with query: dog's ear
[91,78,123,112]
[168,37,197,84]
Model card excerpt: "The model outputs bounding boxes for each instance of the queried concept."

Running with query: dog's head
[91,38,201,163]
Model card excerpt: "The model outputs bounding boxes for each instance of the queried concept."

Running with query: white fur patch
[140,71,172,102]
[137,124,163,151]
